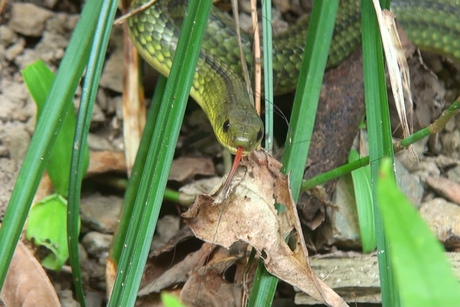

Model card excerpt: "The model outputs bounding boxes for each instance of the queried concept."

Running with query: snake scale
[128,0,460,154]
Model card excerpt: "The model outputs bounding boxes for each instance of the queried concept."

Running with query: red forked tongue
[220,146,244,197]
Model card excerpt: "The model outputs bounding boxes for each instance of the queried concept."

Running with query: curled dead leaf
[0,241,60,307]
[182,150,348,307]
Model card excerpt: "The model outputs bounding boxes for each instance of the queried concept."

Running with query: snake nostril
[223,119,230,133]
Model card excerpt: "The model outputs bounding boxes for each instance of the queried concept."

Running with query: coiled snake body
[128,0,460,154]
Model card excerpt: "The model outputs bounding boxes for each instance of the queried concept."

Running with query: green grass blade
[378,159,460,306]
[109,76,167,270]
[360,0,399,305]
[108,1,213,305]
[0,0,102,289]
[67,0,119,305]
[348,149,375,253]
[262,0,274,152]
[248,1,339,306]
[302,156,370,190]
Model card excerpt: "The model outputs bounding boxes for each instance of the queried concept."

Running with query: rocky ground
[1,0,460,306]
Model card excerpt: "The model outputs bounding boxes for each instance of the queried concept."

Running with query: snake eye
[256,129,263,141]
[223,119,230,133]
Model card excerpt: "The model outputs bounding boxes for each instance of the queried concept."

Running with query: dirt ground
[1,0,460,306]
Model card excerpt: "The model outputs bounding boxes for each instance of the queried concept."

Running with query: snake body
[128,0,460,154]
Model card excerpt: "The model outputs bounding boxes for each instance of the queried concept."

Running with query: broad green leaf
[22,60,89,197]
[161,293,187,307]
[26,194,80,270]
[378,158,460,307]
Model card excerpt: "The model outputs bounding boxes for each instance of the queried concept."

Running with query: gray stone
[327,175,361,248]
[9,3,53,37]
[99,48,124,92]
[87,133,115,152]
[80,193,122,233]
[58,290,79,307]
[395,159,424,208]
[1,122,31,163]
[151,215,181,251]
[81,231,113,260]
[0,80,32,122]
[0,26,17,46]
[5,38,25,61]
[420,198,460,249]
[46,13,77,34]
[447,164,460,183]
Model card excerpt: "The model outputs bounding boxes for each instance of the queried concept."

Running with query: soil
[1,0,460,306]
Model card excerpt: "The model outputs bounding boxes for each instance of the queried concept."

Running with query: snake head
[214,107,264,155]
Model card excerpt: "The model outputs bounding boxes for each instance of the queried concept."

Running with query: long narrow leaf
[262,0,274,152]
[67,0,119,305]
[349,149,375,253]
[108,76,167,272]
[108,1,213,305]
[360,0,399,305]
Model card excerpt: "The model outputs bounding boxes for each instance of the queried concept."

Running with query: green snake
[128,0,460,154]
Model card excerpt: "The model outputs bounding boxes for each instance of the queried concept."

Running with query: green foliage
[22,60,90,197]
[108,2,213,306]
[26,194,80,270]
[348,149,376,253]
[161,293,187,307]
[378,159,460,306]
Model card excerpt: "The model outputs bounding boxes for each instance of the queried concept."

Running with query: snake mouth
[227,133,261,155]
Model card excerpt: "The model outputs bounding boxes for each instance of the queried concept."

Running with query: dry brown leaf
[177,243,249,307]
[87,151,127,176]
[182,150,348,307]
[0,241,60,307]
[138,243,216,296]
[169,157,216,182]
[374,2,413,141]
[180,256,242,307]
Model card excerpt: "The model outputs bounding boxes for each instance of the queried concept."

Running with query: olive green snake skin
[128,0,460,154]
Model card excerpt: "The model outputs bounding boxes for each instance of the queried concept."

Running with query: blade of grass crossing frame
[108,76,167,273]
[67,0,119,305]
[360,0,399,306]
[108,1,213,305]
[263,0,274,152]
[348,149,376,253]
[378,158,460,306]
[248,1,339,306]
[0,0,102,289]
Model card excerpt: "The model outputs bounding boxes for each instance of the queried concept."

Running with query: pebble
[99,48,124,93]
[81,231,113,261]
[151,215,181,251]
[420,198,460,249]
[9,3,53,37]
[447,164,460,183]
[0,26,17,47]
[5,38,25,61]
[80,193,122,233]
[0,122,31,163]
